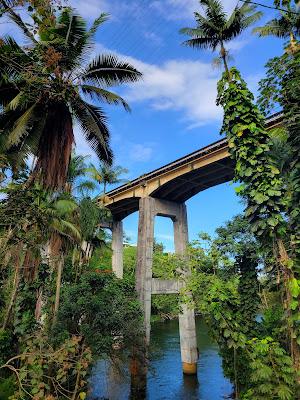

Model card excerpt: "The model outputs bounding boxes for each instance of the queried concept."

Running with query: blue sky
[73,0,283,251]
[1,0,284,251]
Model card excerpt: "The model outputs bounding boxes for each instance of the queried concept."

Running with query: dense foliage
[0,0,299,398]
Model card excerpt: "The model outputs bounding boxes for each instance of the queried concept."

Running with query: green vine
[216,66,300,375]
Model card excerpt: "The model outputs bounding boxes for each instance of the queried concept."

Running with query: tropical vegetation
[0,0,299,398]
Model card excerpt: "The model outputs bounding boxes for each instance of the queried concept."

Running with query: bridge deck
[103,113,283,220]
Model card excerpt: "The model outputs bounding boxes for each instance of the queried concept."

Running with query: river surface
[89,317,233,400]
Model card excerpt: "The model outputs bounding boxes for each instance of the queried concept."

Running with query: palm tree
[0,183,81,328]
[253,5,300,52]
[0,8,142,190]
[88,162,129,194]
[180,0,262,75]
[66,153,96,196]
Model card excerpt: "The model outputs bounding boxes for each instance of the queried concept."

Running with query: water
[89,317,233,400]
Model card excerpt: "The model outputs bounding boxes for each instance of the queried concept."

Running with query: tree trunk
[52,254,64,326]
[35,288,43,322]
[2,246,24,330]
[220,43,230,79]
[277,238,300,377]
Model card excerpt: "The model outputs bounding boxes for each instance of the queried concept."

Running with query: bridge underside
[151,156,234,202]
[107,156,235,220]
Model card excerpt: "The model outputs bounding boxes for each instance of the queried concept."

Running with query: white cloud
[70,0,146,22]
[123,56,222,127]
[70,0,111,19]
[129,144,154,162]
[150,0,239,21]
[95,44,222,127]
[227,39,249,52]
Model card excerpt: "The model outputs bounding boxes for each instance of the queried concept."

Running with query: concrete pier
[103,197,198,375]
[174,203,198,375]
[136,197,155,343]
[112,220,123,278]
[135,197,198,374]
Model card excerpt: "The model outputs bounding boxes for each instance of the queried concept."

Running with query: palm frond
[75,180,97,195]
[57,9,87,45]
[70,98,113,165]
[5,92,22,111]
[253,7,300,39]
[51,218,81,241]
[0,0,37,42]
[180,27,206,37]
[54,199,78,215]
[67,153,89,183]
[0,83,20,108]
[80,85,131,111]
[63,13,109,69]
[6,104,37,148]
[253,18,290,38]
[240,11,263,30]
[80,54,142,87]
[182,37,219,50]
[88,13,109,36]
[200,0,227,26]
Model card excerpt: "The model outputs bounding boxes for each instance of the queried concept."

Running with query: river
[89,317,233,400]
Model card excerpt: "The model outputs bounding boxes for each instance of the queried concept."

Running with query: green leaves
[244,338,297,400]
[289,278,300,298]
[217,67,286,240]
[4,333,92,399]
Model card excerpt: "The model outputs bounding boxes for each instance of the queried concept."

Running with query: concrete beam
[151,278,184,295]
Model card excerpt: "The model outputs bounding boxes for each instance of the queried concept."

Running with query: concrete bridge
[100,112,282,376]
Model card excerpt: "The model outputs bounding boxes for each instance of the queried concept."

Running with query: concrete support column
[135,197,155,344]
[111,220,123,279]
[174,204,198,375]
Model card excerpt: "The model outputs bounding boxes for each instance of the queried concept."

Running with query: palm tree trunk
[52,254,64,326]
[220,43,230,79]
[2,245,24,330]
[103,181,107,195]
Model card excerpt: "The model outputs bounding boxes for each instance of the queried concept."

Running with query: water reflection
[89,317,233,400]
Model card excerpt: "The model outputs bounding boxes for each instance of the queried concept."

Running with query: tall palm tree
[88,162,128,194]
[180,0,262,75]
[253,5,300,52]
[66,153,96,196]
[0,8,142,190]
